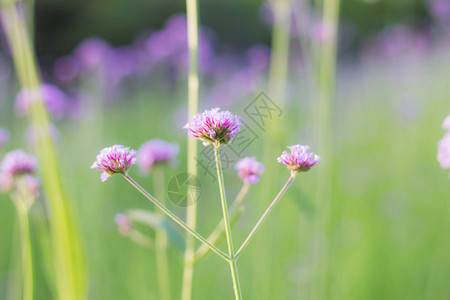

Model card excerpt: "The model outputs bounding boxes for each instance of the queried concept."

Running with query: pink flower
[184,108,242,146]
[235,157,265,184]
[0,150,38,193]
[137,139,179,174]
[91,145,137,181]
[277,145,322,173]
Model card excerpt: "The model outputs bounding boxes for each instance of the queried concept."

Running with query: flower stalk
[235,175,296,259]
[214,146,242,300]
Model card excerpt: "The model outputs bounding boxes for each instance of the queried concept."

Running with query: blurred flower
[0,128,10,148]
[428,0,450,28]
[137,139,179,174]
[277,145,322,173]
[438,115,450,178]
[235,157,265,184]
[184,108,242,146]
[115,213,132,236]
[74,38,111,72]
[16,84,68,120]
[0,150,38,193]
[91,145,137,182]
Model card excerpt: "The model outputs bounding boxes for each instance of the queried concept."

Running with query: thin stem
[153,167,171,300]
[183,0,199,298]
[122,174,230,262]
[235,175,296,258]
[194,182,249,262]
[214,146,242,300]
[16,203,33,300]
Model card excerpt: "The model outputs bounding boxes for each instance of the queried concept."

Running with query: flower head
[91,145,137,181]
[235,157,265,184]
[277,145,322,173]
[0,150,38,193]
[184,108,242,146]
[137,139,179,174]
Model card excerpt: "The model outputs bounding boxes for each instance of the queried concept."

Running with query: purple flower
[184,108,242,146]
[277,145,322,173]
[235,157,265,184]
[115,213,132,236]
[0,128,10,148]
[53,56,81,83]
[0,150,38,193]
[23,175,40,198]
[91,145,137,182]
[16,84,68,120]
[137,139,179,174]
[74,38,111,72]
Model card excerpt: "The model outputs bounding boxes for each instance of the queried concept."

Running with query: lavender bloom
[438,115,450,178]
[91,145,137,182]
[115,213,132,236]
[16,84,67,120]
[0,128,10,148]
[184,108,242,146]
[235,157,265,184]
[0,150,38,193]
[53,56,81,83]
[137,139,179,174]
[277,145,322,173]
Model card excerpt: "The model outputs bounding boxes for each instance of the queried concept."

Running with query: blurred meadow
[0,0,449,299]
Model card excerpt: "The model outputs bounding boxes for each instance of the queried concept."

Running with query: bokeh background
[0,0,449,299]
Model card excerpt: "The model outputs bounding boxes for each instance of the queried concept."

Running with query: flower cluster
[277,145,322,174]
[235,157,265,184]
[184,108,242,146]
[137,139,179,174]
[438,115,450,178]
[91,145,137,182]
[0,150,39,195]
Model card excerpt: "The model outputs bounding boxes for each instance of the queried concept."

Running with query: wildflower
[137,139,179,174]
[235,157,265,184]
[91,145,137,182]
[0,150,38,193]
[277,145,322,174]
[0,128,10,148]
[184,108,242,146]
[115,213,132,236]
[15,84,67,120]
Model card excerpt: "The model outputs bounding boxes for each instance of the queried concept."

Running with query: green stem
[235,175,296,258]
[214,146,242,300]
[194,182,249,262]
[153,167,171,300]
[122,174,230,262]
[16,203,33,300]
[183,0,199,298]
